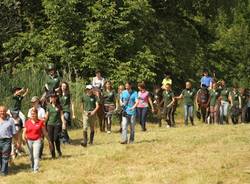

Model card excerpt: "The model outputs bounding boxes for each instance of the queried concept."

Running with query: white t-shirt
[92,77,105,89]
[27,106,46,120]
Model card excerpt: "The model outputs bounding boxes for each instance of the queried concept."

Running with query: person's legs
[219,102,224,124]
[32,139,41,171]
[241,105,247,123]
[27,140,34,169]
[129,115,136,143]
[63,112,71,143]
[121,116,128,143]
[89,115,96,144]
[137,108,143,129]
[141,107,148,131]
[54,124,62,156]
[81,112,89,147]
[200,106,206,123]
[0,139,12,175]
[214,104,219,124]
[210,106,215,124]
[184,105,188,125]
[47,125,55,158]
[223,102,229,124]
[189,105,194,125]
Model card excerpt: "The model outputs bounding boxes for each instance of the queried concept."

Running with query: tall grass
[0,68,85,127]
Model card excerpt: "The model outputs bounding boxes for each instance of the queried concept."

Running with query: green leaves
[0,0,249,88]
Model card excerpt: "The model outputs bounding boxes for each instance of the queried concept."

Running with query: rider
[44,63,61,97]
[92,69,105,90]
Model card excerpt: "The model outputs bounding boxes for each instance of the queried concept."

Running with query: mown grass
[1,121,250,184]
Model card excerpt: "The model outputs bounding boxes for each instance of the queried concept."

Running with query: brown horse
[152,85,164,127]
[92,88,106,132]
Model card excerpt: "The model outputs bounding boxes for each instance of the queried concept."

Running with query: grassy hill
[2,122,250,184]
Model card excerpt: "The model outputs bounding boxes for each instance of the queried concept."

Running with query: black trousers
[47,124,62,158]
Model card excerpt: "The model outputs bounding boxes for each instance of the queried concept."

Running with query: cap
[48,63,56,70]
[85,85,93,90]
[31,96,40,103]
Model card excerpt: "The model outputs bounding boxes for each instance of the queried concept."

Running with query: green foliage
[0,0,249,89]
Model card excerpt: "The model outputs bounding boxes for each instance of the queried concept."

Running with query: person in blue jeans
[218,80,230,124]
[136,82,155,131]
[120,82,138,144]
[0,106,17,176]
[175,82,196,126]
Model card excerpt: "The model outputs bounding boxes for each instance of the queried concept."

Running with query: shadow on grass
[10,163,31,175]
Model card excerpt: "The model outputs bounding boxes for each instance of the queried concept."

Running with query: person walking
[218,80,230,124]
[136,82,154,131]
[175,81,196,126]
[81,85,100,147]
[23,108,51,173]
[0,106,17,176]
[208,83,220,124]
[161,84,175,127]
[229,85,242,124]
[120,82,138,144]
[27,96,46,159]
[58,82,75,143]
[103,81,116,134]
[45,93,66,158]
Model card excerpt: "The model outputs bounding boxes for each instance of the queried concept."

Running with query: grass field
[1,121,250,184]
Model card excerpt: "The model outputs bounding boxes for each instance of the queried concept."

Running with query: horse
[92,87,106,132]
[152,85,164,127]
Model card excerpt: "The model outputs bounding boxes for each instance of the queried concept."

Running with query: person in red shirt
[22,108,51,173]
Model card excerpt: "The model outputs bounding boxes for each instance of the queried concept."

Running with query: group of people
[0,65,249,176]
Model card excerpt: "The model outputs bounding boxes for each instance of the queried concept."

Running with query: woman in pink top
[136,83,154,131]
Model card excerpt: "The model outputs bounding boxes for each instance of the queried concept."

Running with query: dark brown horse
[92,88,106,132]
[152,85,164,127]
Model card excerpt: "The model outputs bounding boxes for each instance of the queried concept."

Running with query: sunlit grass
[2,121,250,184]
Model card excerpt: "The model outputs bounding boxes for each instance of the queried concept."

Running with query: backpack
[197,88,209,105]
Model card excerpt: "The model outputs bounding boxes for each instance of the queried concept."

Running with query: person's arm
[81,102,85,123]
[44,111,49,123]
[22,88,29,97]
[90,102,100,116]
[22,127,27,144]
[195,90,200,109]
[42,127,50,142]
[130,99,139,110]
[175,94,183,100]
[239,95,242,109]
[148,96,155,112]
[60,110,66,130]
[92,77,95,87]
[14,88,24,96]
[71,101,76,119]
[167,97,175,108]
[228,93,233,106]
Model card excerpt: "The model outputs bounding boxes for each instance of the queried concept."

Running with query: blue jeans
[121,114,136,143]
[220,101,229,124]
[0,138,12,175]
[137,107,148,130]
[27,139,42,171]
[184,105,194,125]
